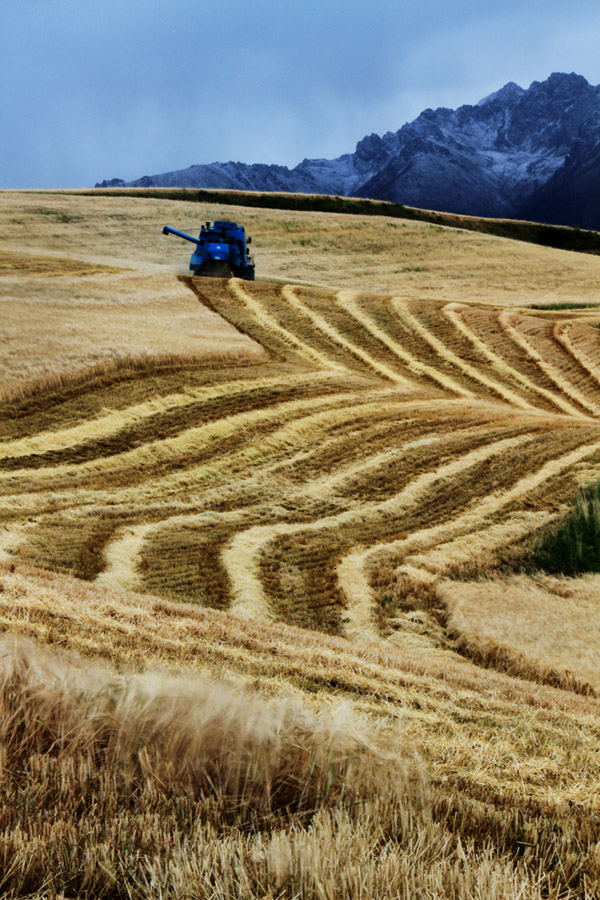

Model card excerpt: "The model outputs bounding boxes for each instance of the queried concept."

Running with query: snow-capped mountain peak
[97,73,600,230]
[477,81,524,107]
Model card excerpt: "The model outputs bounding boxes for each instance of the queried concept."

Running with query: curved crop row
[2,280,600,643]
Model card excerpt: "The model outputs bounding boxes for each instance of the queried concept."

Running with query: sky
[2,0,600,188]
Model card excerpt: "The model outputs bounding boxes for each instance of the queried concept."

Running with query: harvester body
[162,220,255,279]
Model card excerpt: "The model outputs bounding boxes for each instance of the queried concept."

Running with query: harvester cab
[162,220,255,280]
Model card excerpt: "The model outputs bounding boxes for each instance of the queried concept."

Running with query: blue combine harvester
[162,220,255,279]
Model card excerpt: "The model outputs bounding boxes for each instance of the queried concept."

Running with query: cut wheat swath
[228,279,342,370]
[225,432,533,627]
[338,436,600,638]
[0,390,412,522]
[391,298,544,410]
[498,310,596,417]
[281,285,413,385]
[553,321,600,391]
[404,510,555,575]
[338,290,472,396]
[93,403,481,593]
[443,302,575,414]
[336,433,536,639]
[0,371,342,461]
[0,389,371,491]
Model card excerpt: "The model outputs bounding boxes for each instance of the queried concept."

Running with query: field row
[2,280,600,643]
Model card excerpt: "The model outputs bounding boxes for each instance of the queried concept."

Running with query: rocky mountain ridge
[97,73,600,229]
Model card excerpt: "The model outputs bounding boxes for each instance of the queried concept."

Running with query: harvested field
[4,192,600,898]
[0,191,600,389]
[0,278,600,660]
[3,191,600,391]
[3,277,600,643]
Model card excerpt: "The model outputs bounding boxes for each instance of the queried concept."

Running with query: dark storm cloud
[1,0,600,187]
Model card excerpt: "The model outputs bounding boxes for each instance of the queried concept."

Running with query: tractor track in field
[2,278,600,642]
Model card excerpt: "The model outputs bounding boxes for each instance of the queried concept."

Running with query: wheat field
[4,276,600,644]
[3,191,600,898]
[3,190,600,392]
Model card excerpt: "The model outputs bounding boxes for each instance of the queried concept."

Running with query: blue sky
[1,0,600,188]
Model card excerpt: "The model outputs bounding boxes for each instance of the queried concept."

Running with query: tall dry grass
[0,635,421,898]
[0,635,391,823]
[1,633,599,898]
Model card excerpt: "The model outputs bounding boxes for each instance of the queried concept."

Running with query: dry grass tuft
[1,611,600,898]
[0,635,437,899]
[0,635,391,823]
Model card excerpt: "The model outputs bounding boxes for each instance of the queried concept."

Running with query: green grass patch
[529,302,600,310]
[533,481,600,575]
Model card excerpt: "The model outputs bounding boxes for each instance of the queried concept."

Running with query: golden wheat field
[3,189,600,392]
[3,190,600,899]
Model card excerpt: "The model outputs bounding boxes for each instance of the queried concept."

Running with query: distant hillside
[97,73,600,230]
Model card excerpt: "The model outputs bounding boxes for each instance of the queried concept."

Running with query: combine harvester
[162,220,255,279]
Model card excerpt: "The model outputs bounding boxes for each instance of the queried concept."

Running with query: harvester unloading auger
[162,220,255,279]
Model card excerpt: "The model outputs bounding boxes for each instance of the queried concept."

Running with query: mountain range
[97,73,600,230]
